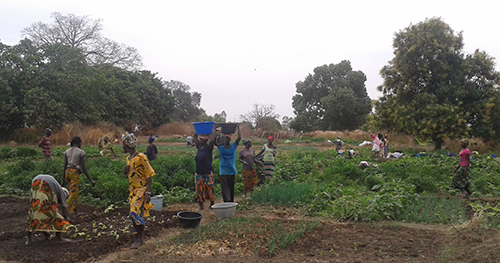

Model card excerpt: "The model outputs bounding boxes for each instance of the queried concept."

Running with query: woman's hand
[122,165,130,177]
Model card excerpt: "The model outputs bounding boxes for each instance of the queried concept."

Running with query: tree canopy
[0,39,174,137]
[22,12,142,70]
[375,17,500,149]
[291,60,372,132]
[164,80,206,122]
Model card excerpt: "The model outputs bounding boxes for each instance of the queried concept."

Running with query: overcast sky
[2,0,499,122]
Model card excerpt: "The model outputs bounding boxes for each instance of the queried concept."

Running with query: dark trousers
[220,174,235,202]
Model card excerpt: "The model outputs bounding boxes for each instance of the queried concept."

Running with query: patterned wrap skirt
[129,186,154,233]
[27,179,70,232]
[242,168,258,192]
[65,168,80,212]
[195,172,214,202]
[263,161,275,180]
[452,166,470,190]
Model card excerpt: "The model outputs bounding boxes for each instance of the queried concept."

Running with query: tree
[164,80,206,122]
[239,104,280,129]
[376,17,500,149]
[22,12,142,70]
[291,60,372,132]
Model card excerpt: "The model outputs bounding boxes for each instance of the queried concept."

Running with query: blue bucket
[192,121,215,135]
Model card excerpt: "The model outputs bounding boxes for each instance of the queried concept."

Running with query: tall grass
[398,195,468,225]
[251,182,313,206]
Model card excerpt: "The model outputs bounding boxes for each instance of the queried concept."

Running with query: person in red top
[452,139,471,198]
[37,128,52,160]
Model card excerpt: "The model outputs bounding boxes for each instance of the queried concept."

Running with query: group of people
[30,130,155,249]
[29,125,278,249]
[193,123,277,210]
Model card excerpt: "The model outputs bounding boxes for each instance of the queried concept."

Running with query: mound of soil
[0,196,178,263]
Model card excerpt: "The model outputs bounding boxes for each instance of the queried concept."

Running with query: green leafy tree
[376,17,500,149]
[164,80,206,122]
[291,60,372,132]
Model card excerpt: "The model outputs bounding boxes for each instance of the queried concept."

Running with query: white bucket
[211,202,238,219]
[150,195,163,211]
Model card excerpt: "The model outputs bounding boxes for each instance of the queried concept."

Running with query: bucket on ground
[150,195,163,211]
[211,202,238,219]
[177,211,203,228]
[192,121,215,135]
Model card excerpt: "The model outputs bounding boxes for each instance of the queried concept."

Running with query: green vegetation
[1,143,500,228]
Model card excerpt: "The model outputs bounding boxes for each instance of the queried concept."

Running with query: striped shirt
[38,136,52,156]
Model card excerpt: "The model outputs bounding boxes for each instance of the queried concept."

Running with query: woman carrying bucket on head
[217,123,241,202]
[192,123,216,210]
[256,136,277,183]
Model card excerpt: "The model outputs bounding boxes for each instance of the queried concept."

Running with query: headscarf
[242,138,251,146]
[122,132,138,148]
[268,136,274,141]
[45,128,51,135]
[148,136,155,143]
[225,134,232,140]
[103,136,109,142]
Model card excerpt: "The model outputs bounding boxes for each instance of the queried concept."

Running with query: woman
[62,136,96,217]
[217,124,241,202]
[37,128,52,160]
[26,174,71,245]
[256,136,277,183]
[239,139,261,197]
[383,134,389,158]
[193,127,216,210]
[372,133,381,157]
[452,139,471,198]
[146,136,158,161]
[100,136,116,157]
[122,132,155,249]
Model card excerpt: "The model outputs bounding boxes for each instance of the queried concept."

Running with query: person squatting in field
[63,136,96,218]
[122,132,155,249]
[217,124,241,202]
[452,139,472,199]
[239,138,262,198]
[193,126,216,210]
[256,136,277,183]
[26,174,71,245]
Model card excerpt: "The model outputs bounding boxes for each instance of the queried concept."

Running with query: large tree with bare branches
[22,12,142,70]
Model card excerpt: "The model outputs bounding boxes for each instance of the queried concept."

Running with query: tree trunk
[434,138,443,151]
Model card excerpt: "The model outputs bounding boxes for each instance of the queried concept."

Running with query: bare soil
[1,196,500,263]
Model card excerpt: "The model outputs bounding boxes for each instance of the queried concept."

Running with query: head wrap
[148,136,155,143]
[122,132,138,148]
[242,138,251,146]
[268,136,274,140]
[225,134,232,140]
[45,128,51,135]
[103,136,109,141]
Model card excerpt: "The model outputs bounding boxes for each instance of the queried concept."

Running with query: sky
[2,0,500,122]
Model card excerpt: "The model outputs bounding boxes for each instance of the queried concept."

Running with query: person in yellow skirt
[122,132,155,249]
[62,136,96,218]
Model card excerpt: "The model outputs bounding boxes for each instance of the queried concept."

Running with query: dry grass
[155,122,194,137]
